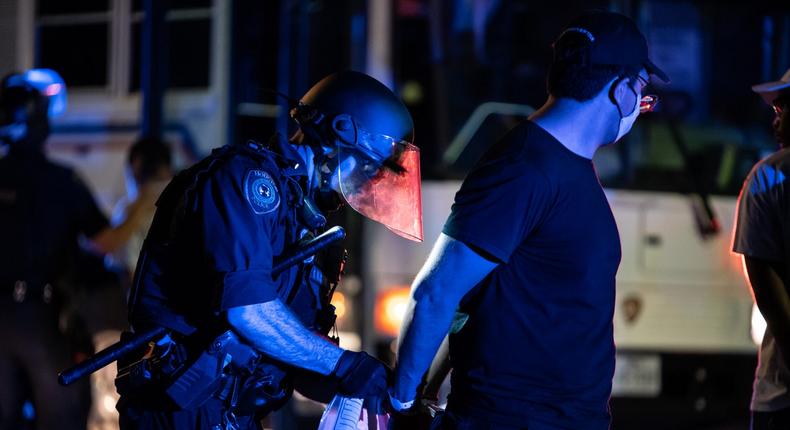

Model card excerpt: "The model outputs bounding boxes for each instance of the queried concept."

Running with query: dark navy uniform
[0,146,108,430]
[119,136,338,429]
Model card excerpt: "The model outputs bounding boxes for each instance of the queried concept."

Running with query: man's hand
[387,391,416,414]
[331,350,389,398]
[386,396,440,430]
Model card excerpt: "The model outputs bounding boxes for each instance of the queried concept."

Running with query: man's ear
[331,113,356,145]
[609,77,636,117]
[609,77,626,105]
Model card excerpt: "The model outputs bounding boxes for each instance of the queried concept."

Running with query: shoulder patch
[244,169,280,214]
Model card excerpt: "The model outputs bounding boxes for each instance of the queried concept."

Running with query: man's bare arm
[88,182,162,254]
[89,220,142,254]
[423,336,451,400]
[391,233,497,403]
[227,298,343,375]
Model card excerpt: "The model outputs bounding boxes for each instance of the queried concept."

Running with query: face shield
[335,125,423,242]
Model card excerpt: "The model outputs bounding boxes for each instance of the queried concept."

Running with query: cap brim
[644,60,670,83]
[752,80,790,105]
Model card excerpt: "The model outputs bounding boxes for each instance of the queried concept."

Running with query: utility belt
[116,329,290,415]
[118,254,341,414]
[119,220,345,413]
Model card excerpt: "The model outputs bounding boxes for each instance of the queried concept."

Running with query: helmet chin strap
[288,137,343,225]
[292,109,368,214]
[294,129,346,214]
[308,158,343,214]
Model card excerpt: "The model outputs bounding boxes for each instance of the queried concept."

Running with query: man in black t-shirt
[390,11,669,430]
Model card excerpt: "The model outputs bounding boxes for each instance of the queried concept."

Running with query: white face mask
[614,87,640,143]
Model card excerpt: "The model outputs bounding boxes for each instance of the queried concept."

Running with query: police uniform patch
[244,169,280,214]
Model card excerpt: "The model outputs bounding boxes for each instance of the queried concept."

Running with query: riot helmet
[291,71,423,242]
[0,69,67,151]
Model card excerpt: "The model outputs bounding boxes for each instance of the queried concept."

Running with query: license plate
[612,353,661,397]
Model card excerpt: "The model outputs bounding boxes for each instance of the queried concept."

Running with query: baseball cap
[554,10,670,83]
[752,68,790,105]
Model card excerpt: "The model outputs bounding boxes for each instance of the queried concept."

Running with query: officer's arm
[227,298,343,375]
[743,255,790,359]
[392,233,497,404]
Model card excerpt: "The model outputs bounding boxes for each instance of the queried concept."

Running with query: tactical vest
[129,141,339,337]
[122,141,342,413]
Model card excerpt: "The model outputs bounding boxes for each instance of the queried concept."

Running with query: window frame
[20,0,221,123]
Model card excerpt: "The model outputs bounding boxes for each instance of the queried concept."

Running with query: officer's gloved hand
[331,350,390,398]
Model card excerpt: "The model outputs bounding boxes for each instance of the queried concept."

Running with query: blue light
[749,165,787,195]
[22,400,35,421]
[22,69,68,118]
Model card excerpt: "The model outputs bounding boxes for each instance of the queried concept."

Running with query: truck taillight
[374,286,411,338]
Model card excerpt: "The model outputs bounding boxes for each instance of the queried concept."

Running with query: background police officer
[117,70,422,429]
[0,69,158,430]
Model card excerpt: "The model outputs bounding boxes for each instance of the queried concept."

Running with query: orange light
[331,292,347,322]
[374,286,411,338]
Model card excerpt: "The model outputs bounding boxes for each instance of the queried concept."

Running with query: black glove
[331,350,389,398]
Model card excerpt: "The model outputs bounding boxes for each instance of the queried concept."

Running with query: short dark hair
[547,32,641,101]
[128,135,172,178]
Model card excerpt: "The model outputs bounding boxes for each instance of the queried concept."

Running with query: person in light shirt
[733,67,790,430]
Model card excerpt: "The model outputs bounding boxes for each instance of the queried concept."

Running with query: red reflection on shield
[340,144,423,242]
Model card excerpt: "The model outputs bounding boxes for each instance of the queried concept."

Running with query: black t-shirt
[443,121,621,430]
[0,148,109,286]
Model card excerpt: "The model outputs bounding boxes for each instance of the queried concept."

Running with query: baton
[58,226,346,386]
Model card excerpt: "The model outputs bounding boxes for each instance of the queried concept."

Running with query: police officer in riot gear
[0,69,156,430]
[117,70,422,429]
